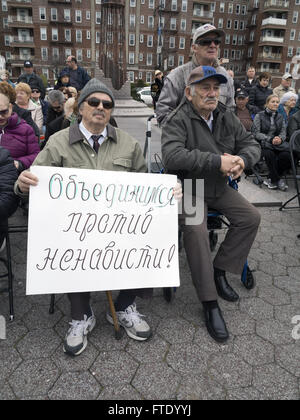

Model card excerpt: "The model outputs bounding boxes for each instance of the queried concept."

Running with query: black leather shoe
[241,267,255,290]
[214,271,239,302]
[204,305,229,343]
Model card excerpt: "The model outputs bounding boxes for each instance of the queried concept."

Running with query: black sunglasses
[0,108,9,116]
[32,89,40,93]
[86,97,113,109]
[196,38,222,46]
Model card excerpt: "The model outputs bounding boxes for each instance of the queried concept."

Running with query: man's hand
[173,181,183,201]
[17,170,39,193]
[221,153,245,180]
[272,136,282,146]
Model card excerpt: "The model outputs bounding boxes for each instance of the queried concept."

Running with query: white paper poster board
[26,166,180,295]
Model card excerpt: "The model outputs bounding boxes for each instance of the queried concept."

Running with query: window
[4,35,10,46]
[140,34,144,43]
[234,20,239,30]
[148,0,154,9]
[65,48,71,57]
[129,33,135,46]
[146,53,152,66]
[148,16,154,28]
[171,0,177,10]
[5,51,11,60]
[248,47,253,58]
[86,10,90,20]
[223,49,229,58]
[227,20,232,29]
[146,72,152,83]
[236,4,240,14]
[128,52,135,64]
[168,55,174,67]
[52,28,58,41]
[242,5,247,14]
[64,10,71,22]
[231,50,236,59]
[218,18,223,28]
[130,14,135,27]
[225,34,230,44]
[138,71,143,80]
[236,50,241,60]
[42,68,49,79]
[130,0,136,6]
[51,8,57,21]
[52,48,59,59]
[147,35,153,47]
[139,53,143,62]
[39,7,46,20]
[181,19,186,31]
[140,15,144,24]
[181,0,187,12]
[96,31,100,43]
[178,55,184,66]
[65,29,71,42]
[128,71,134,82]
[41,47,48,60]
[288,46,293,57]
[76,49,82,62]
[240,21,245,30]
[76,30,82,42]
[96,12,101,24]
[290,29,296,40]
[179,37,185,49]
[220,2,225,12]
[238,35,243,45]
[293,11,298,24]
[87,50,91,59]
[170,18,176,30]
[75,10,82,23]
[2,0,7,12]
[169,36,175,48]
[232,34,237,45]
[40,27,47,41]
[228,2,233,13]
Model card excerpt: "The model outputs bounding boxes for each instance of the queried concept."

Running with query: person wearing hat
[17,61,46,100]
[59,56,90,91]
[151,70,164,110]
[277,92,298,123]
[15,78,182,356]
[234,89,256,132]
[156,23,235,125]
[54,71,71,91]
[273,73,296,100]
[161,66,261,343]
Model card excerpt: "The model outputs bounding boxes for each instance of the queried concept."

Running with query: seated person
[0,146,19,252]
[287,109,300,140]
[54,71,71,90]
[15,82,43,134]
[277,92,298,124]
[0,82,40,172]
[249,72,273,115]
[234,89,255,132]
[252,94,290,191]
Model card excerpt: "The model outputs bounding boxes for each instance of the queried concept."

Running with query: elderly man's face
[282,78,292,88]
[192,33,220,64]
[186,78,220,115]
[79,92,113,129]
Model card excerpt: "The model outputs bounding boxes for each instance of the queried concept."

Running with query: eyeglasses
[32,90,40,93]
[86,97,113,110]
[0,108,9,116]
[195,38,222,46]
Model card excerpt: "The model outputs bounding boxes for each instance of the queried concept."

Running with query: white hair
[280,92,298,105]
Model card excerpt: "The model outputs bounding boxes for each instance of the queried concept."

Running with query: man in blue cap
[162,66,261,343]
[17,61,46,99]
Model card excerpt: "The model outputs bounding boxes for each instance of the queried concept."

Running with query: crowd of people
[0,24,300,357]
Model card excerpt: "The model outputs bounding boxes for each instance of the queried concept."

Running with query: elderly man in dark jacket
[0,147,19,252]
[162,66,261,343]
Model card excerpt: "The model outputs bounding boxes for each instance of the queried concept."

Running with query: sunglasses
[32,90,40,93]
[196,38,222,46]
[0,108,9,116]
[86,97,113,109]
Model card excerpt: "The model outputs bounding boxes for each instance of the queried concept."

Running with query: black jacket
[248,83,273,115]
[240,78,257,95]
[0,147,19,221]
[287,110,300,140]
[17,72,46,99]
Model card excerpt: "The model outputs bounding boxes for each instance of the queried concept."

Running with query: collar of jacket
[183,96,226,120]
[69,123,118,145]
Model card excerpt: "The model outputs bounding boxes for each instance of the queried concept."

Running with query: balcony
[7,0,32,8]
[259,35,284,44]
[263,0,289,11]
[8,16,33,28]
[10,36,34,47]
[192,9,213,20]
[261,17,287,26]
[48,0,72,3]
[257,67,281,74]
[257,52,282,62]
[7,54,33,66]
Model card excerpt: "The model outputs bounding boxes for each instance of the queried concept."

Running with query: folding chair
[279,129,300,211]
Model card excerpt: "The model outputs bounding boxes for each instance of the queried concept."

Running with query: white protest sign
[26,166,180,295]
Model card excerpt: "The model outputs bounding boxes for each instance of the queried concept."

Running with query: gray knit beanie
[78,78,115,108]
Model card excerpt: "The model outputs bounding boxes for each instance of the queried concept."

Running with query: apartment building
[0,0,299,88]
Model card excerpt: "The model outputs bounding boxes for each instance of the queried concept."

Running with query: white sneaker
[277,179,288,191]
[263,178,278,189]
[106,303,151,341]
[63,313,96,356]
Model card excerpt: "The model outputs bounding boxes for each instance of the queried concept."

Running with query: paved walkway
[0,115,300,400]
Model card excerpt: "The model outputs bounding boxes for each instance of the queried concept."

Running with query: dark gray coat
[161,99,261,199]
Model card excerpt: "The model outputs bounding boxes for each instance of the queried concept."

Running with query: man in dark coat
[151,70,164,110]
[0,147,19,252]
[59,56,90,91]
[17,61,46,100]
[161,66,261,343]
[240,67,257,95]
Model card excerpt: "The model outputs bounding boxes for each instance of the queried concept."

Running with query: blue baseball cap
[188,66,228,85]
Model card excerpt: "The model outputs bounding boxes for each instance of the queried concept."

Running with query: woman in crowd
[0,69,15,87]
[252,94,290,191]
[249,72,273,115]
[15,82,43,134]
[0,82,40,172]
[277,92,298,124]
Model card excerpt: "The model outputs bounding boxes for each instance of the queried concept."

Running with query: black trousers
[68,290,137,320]
[263,149,291,183]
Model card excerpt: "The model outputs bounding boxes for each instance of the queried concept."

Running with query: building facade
[0,0,300,89]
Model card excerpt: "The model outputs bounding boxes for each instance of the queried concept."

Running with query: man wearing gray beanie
[16,78,160,356]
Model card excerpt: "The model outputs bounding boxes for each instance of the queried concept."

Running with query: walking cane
[106,291,122,340]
